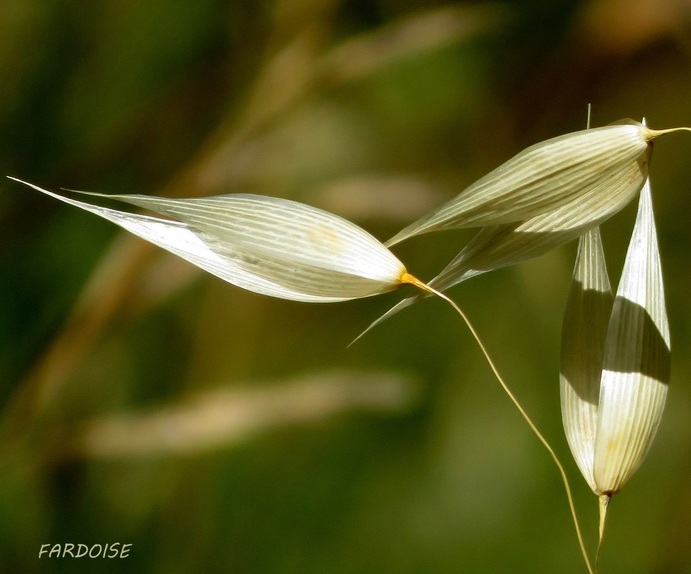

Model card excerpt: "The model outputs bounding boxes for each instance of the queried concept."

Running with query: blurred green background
[1,1,690,572]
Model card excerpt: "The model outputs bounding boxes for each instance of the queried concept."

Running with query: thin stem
[402,273,594,574]
[646,126,691,140]
[595,494,611,573]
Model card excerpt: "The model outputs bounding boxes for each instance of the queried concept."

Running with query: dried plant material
[560,226,613,493]
[427,151,652,287]
[355,122,689,340]
[387,121,689,246]
[560,176,670,539]
[593,176,670,495]
[355,165,651,340]
[9,179,421,303]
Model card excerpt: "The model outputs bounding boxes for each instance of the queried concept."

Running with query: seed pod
[593,177,670,495]
[355,121,688,339]
[10,179,417,303]
[427,150,652,288]
[386,121,689,247]
[356,153,652,339]
[560,226,613,493]
[560,176,670,497]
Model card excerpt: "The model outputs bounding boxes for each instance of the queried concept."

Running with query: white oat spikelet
[560,175,670,535]
[356,121,689,338]
[9,179,423,303]
[387,120,685,246]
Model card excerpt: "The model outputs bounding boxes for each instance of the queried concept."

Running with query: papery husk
[356,145,649,339]
[560,176,670,497]
[9,179,414,303]
[560,226,613,493]
[358,122,689,340]
[428,152,650,288]
[560,173,670,552]
[387,121,652,245]
[592,177,670,495]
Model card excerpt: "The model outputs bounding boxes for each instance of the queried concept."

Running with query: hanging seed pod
[355,121,689,341]
[387,121,689,246]
[355,158,656,340]
[560,226,613,493]
[560,175,670,520]
[427,149,654,288]
[593,176,670,496]
[9,179,422,303]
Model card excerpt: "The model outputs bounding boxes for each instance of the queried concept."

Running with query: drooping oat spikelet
[356,121,688,340]
[387,121,654,245]
[426,150,652,288]
[560,174,670,539]
[387,122,690,247]
[593,176,670,496]
[9,179,420,303]
[560,226,613,493]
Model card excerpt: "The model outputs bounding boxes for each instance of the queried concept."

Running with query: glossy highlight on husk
[8,179,412,303]
[560,174,670,550]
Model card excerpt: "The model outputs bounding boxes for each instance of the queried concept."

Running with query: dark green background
[1,1,690,572]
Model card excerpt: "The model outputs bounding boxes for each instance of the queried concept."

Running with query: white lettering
[38,542,132,558]
[107,542,120,558]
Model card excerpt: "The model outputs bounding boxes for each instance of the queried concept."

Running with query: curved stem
[646,126,691,140]
[402,274,594,574]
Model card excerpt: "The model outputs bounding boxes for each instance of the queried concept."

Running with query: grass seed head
[8,179,411,303]
[560,176,670,498]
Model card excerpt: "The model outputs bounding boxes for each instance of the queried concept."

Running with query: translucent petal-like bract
[387,121,652,245]
[10,179,409,303]
[560,177,670,496]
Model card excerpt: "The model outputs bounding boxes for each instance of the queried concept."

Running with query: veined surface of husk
[358,121,688,339]
[387,121,653,245]
[9,179,414,303]
[560,176,670,496]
